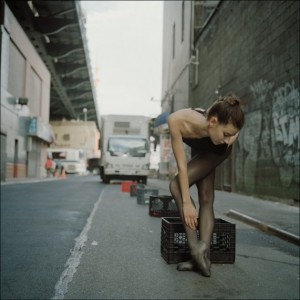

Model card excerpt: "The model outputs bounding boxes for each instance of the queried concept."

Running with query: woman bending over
[168,94,245,277]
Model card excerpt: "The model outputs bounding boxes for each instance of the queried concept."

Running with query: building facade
[161,0,193,112]
[158,0,194,178]
[50,119,100,160]
[1,2,54,180]
[158,0,219,179]
[160,0,299,202]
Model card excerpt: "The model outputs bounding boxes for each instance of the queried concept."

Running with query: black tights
[169,146,232,253]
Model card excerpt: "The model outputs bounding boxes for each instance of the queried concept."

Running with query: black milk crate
[161,217,235,264]
[137,186,159,205]
[130,183,144,197]
[149,195,180,217]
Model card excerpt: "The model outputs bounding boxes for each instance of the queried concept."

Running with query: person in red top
[45,156,54,177]
[168,93,245,277]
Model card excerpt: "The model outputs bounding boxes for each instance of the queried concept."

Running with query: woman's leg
[169,147,232,275]
[176,171,215,273]
[194,170,215,273]
[169,175,197,246]
[197,170,215,249]
[175,171,215,276]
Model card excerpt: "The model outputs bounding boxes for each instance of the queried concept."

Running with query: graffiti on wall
[237,79,299,194]
[271,81,299,186]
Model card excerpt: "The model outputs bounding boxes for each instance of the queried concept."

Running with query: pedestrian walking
[168,93,245,277]
[54,161,64,178]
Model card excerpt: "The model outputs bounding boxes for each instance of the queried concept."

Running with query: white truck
[47,148,87,174]
[99,115,151,184]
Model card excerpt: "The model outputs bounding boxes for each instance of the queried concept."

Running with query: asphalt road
[1,175,299,299]
[1,175,102,299]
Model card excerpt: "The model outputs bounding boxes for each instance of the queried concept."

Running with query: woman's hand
[183,201,198,230]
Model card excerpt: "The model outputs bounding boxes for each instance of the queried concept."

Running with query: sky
[81,1,164,118]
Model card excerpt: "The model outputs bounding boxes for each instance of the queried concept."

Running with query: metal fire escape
[5,0,99,127]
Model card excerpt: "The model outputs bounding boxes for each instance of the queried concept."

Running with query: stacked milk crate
[121,181,236,264]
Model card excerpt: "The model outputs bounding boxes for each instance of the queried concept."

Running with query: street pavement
[1,175,299,299]
[64,178,299,299]
[2,176,299,241]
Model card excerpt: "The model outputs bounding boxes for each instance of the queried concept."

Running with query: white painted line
[52,188,105,300]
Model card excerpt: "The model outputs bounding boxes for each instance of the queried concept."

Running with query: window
[29,67,42,115]
[108,137,149,157]
[8,41,26,97]
[52,151,67,160]
[171,95,175,113]
[63,134,70,141]
[114,121,130,128]
[172,23,176,59]
[194,1,220,41]
[181,1,185,42]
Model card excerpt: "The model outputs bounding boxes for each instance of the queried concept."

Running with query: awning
[154,112,169,135]
[27,117,55,143]
[154,112,169,128]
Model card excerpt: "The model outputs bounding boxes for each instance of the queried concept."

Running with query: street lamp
[83,108,87,122]
[82,107,88,172]
[150,97,161,102]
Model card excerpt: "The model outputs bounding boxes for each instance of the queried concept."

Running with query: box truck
[47,148,87,174]
[100,115,151,184]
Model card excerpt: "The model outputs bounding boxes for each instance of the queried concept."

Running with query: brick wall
[191,0,299,200]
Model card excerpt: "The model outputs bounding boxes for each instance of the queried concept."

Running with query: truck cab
[100,115,150,184]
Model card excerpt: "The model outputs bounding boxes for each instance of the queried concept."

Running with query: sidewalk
[0,177,59,185]
[147,178,300,246]
[1,171,72,185]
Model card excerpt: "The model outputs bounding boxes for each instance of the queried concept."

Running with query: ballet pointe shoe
[177,258,211,274]
[191,241,211,277]
[177,260,195,271]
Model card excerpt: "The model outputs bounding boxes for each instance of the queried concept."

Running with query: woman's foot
[191,241,211,277]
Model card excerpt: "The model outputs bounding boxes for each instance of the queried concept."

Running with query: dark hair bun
[207,92,245,129]
[223,94,240,106]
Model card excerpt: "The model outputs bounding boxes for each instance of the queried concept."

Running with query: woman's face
[208,117,239,145]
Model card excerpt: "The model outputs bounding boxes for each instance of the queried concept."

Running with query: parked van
[47,148,87,174]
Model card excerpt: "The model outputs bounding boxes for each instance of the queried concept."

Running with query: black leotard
[182,108,229,156]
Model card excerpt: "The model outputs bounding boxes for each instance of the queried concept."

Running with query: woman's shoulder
[169,108,207,135]
[169,108,206,121]
[168,109,191,131]
[169,108,190,119]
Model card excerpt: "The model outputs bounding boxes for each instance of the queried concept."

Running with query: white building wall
[161,0,192,112]
[158,1,193,178]
[1,2,51,180]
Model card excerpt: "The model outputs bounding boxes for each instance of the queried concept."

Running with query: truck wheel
[103,175,110,184]
[100,167,104,180]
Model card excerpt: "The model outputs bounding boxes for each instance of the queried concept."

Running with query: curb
[0,177,60,185]
[226,209,300,246]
